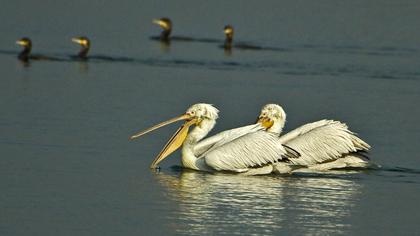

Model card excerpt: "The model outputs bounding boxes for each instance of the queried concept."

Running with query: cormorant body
[16,37,33,62]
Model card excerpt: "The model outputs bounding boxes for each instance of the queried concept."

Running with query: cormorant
[153,18,172,42]
[16,37,33,62]
[222,25,263,51]
[223,25,234,50]
[71,36,90,59]
[16,37,61,62]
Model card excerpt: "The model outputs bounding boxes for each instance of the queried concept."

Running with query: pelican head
[130,103,219,168]
[257,104,286,134]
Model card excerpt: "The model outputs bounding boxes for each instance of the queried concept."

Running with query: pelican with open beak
[130,103,299,174]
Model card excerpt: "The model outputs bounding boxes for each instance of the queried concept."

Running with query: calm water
[1,0,420,235]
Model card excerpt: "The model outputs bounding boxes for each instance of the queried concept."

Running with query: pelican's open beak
[16,40,27,46]
[130,114,197,169]
[257,116,274,130]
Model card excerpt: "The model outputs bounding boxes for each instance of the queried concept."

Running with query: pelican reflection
[154,170,362,235]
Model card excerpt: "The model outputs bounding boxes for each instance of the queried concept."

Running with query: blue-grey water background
[1,0,420,235]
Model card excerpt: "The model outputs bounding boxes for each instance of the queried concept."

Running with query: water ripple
[154,170,362,235]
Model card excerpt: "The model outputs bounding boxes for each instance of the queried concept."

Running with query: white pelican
[257,104,374,171]
[130,103,300,175]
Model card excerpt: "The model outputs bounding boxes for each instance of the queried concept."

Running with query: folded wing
[204,130,298,172]
[279,120,371,166]
[194,124,264,157]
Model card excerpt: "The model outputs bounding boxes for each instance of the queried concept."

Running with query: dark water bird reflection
[154,170,361,235]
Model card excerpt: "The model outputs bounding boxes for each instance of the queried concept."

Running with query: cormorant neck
[18,46,31,61]
[224,34,233,49]
[161,29,171,41]
[78,46,89,59]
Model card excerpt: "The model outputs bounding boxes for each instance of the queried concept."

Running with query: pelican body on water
[130,103,300,175]
[257,104,374,171]
[130,103,374,175]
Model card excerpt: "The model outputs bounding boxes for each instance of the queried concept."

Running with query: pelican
[130,103,300,175]
[257,104,374,171]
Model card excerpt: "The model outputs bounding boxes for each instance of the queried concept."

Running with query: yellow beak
[130,114,197,168]
[16,40,27,46]
[224,28,233,34]
[71,38,82,44]
[72,38,88,46]
[152,19,168,29]
[257,116,274,130]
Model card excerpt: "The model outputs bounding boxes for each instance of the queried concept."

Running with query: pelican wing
[279,120,371,165]
[203,131,296,172]
[194,124,264,156]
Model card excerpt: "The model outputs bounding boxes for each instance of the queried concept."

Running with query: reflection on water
[19,60,30,68]
[76,61,89,73]
[154,170,362,235]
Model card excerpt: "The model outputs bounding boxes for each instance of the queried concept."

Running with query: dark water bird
[71,36,134,62]
[16,37,61,62]
[153,18,172,42]
[152,17,209,44]
[223,25,234,50]
[16,37,32,61]
[222,25,264,51]
[71,36,90,59]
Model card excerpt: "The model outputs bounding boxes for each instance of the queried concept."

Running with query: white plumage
[258,104,373,171]
[203,130,289,172]
[131,103,374,175]
[131,103,299,174]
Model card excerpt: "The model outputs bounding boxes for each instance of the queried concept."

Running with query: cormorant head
[153,17,172,41]
[72,36,90,58]
[153,17,172,31]
[71,36,90,48]
[224,25,234,41]
[16,37,32,50]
